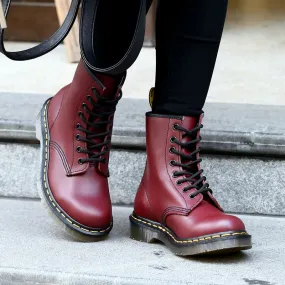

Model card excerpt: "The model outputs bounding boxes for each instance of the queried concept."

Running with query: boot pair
[36,61,252,255]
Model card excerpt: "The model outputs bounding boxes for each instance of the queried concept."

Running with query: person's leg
[153,0,228,115]
[131,0,252,255]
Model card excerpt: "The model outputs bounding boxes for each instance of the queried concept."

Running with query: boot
[36,61,125,241]
[130,111,252,255]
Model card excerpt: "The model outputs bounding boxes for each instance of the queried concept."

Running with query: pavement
[0,17,285,105]
[0,198,284,285]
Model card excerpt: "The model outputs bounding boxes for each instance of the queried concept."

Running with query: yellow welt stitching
[131,215,249,244]
[81,228,90,232]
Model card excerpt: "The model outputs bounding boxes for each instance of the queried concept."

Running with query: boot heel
[129,215,159,243]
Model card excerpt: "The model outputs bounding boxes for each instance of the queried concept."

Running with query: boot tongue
[180,116,199,158]
[87,75,121,167]
[179,115,200,177]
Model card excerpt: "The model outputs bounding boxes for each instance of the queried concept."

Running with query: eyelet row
[169,160,194,198]
[76,98,106,166]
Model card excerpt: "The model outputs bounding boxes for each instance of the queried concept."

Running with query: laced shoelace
[170,123,212,199]
[76,87,122,164]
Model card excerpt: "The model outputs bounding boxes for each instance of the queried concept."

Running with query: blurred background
[1,0,285,104]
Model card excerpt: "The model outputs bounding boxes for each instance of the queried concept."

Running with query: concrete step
[0,198,283,285]
[1,143,285,216]
[1,93,285,215]
[1,93,285,156]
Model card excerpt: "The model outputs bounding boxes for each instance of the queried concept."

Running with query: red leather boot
[130,112,252,255]
[36,61,125,241]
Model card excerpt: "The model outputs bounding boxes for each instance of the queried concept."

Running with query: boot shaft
[47,61,125,176]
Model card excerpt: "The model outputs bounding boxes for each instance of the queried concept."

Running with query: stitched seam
[50,85,69,130]
[42,101,111,233]
[131,215,249,244]
[141,180,155,220]
[164,119,187,206]
[162,207,190,224]
[50,142,71,174]
[161,118,187,223]
[70,81,96,173]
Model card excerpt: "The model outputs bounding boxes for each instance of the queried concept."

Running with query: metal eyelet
[172,171,178,178]
[176,180,182,185]
[173,124,180,130]
[189,194,195,199]
[82,103,87,109]
[76,134,80,141]
[78,158,83,165]
[76,123,81,129]
[87,95,91,101]
[78,111,83,117]
[170,136,176,143]
[76,146,81,153]
[169,160,176,167]
[182,188,187,193]
[169,147,176,154]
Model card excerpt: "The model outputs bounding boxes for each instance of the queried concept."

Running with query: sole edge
[130,214,252,256]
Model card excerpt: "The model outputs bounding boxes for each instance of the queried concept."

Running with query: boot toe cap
[166,213,246,239]
[58,195,112,229]
[50,183,112,230]
[193,214,246,237]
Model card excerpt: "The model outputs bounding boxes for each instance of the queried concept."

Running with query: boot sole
[130,213,252,256]
[36,99,113,242]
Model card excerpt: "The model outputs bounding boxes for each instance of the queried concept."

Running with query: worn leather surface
[134,113,246,238]
[46,61,123,228]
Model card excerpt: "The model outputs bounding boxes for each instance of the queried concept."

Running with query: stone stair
[1,92,285,284]
[0,199,283,285]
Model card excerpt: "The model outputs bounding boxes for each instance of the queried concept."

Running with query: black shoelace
[76,87,122,164]
[170,123,212,199]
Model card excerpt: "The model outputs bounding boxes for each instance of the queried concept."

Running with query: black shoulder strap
[0,0,80,60]
[0,0,152,75]
[80,0,149,75]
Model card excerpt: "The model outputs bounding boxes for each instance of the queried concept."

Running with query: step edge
[1,121,285,156]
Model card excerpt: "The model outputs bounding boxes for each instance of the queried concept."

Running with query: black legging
[153,0,228,116]
[92,0,228,116]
